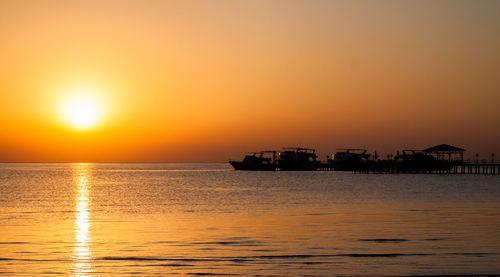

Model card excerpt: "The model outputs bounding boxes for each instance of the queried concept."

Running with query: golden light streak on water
[71,164,93,276]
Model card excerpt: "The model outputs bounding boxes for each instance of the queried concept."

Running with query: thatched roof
[423,144,465,153]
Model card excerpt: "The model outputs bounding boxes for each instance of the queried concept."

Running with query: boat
[277,147,319,171]
[229,151,277,171]
[333,148,370,162]
[394,150,436,162]
[329,148,370,171]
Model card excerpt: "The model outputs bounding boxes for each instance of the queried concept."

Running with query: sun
[62,90,103,128]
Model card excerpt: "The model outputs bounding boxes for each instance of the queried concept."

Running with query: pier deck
[317,161,500,175]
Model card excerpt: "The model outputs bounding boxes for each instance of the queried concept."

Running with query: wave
[357,239,409,243]
[3,252,498,264]
[99,252,500,262]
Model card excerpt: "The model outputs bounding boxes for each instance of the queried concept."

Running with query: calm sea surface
[1,163,499,276]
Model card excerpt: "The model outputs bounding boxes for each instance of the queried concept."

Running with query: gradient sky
[1,0,499,162]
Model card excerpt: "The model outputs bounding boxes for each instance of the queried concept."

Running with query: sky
[0,0,499,162]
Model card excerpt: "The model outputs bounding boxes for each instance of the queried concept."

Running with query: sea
[0,163,499,276]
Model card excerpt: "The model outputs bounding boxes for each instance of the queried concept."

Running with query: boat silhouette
[277,147,320,171]
[328,148,370,171]
[229,151,277,171]
[229,148,320,171]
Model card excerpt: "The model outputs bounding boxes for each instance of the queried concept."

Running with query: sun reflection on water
[72,164,93,276]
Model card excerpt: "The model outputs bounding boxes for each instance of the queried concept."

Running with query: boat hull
[277,163,320,171]
[229,161,277,171]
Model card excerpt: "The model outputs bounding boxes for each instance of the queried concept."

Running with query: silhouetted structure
[423,144,465,162]
[229,144,499,174]
[278,148,319,171]
[229,151,277,171]
[327,148,370,171]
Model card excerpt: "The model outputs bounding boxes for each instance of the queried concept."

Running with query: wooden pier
[453,161,500,175]
[318,160,500,175]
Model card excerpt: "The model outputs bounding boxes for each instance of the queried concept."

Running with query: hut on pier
[423,144,465,162]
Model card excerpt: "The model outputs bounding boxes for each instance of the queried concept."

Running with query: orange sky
[1,0,499,162]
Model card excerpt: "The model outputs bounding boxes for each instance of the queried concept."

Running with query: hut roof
[423,144,465,153]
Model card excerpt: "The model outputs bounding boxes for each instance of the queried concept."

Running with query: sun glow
[62,90,103,128]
